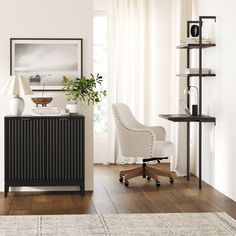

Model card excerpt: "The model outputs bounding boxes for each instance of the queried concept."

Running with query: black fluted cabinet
[4,115,85,197]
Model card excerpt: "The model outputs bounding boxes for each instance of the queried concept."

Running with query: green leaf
[61,74,107,105]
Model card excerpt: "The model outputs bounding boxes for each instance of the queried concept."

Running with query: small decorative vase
[190,25,200,37]
[66,103,79,114]
[192,104,198,116]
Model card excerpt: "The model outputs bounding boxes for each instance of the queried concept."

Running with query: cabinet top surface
[5,114,85,118]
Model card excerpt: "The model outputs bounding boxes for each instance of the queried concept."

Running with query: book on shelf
[184,68,211,74]
[179,37,212,47]
[32,107,69,116]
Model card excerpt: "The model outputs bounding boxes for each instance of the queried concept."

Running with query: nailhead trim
[113,107,154,156]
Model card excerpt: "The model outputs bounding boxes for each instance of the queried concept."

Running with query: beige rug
[0,213,236,235]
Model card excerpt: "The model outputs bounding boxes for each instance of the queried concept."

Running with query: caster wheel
[147,176,151,181]
[119,176,123,183]
[156,180,161,187]
[170,177,174,184]
[143,175,146,178]
[125,180,129,187]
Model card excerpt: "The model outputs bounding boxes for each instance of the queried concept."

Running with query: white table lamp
[1,75,33,115]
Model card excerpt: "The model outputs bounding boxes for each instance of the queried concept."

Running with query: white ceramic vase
[66,103,80,114]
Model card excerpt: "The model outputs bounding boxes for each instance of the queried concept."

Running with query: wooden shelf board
[177,43,216,49]
[159,114,216,123]
[176,74,216,77]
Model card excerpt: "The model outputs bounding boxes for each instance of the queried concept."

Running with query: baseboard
[0,186,93,192]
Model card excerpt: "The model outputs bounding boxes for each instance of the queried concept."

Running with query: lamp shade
[1,75,33,96]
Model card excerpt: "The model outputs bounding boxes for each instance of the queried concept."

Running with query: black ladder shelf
[181,16,216,189]
[160,16,216,189]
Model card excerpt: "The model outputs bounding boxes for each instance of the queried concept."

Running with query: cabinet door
[5,118,45,181]
[44,118,83,181]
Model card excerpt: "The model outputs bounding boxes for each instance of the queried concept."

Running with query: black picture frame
[10,38,83,91]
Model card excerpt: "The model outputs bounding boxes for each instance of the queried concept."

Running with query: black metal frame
[186,16,216,188]
[4,115,85,197]
[10,38,83,92]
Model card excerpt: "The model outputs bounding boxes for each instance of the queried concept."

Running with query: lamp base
[9,96,25,115]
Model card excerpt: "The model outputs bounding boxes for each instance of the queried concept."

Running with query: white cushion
[152,141,174,157]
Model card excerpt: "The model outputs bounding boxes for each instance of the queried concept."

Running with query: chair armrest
[116,124,156,157]
[130,122,166,140]
[147,126,166,141]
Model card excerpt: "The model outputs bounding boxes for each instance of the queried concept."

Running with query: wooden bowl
[31,97,53,107]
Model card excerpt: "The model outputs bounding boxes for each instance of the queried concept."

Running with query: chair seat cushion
[152,141,174,157]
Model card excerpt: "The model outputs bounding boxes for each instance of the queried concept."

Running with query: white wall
[0,0,94,191]
[193,0,236,201]
[94,0,109,12]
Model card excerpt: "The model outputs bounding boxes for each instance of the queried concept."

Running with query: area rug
[0,213,236,235]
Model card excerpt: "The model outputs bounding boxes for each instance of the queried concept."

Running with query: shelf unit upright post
[186,16,216,188]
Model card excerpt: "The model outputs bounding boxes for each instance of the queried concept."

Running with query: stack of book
[180,37,212,46]
[185,68,211,74]
[32,107,69,116]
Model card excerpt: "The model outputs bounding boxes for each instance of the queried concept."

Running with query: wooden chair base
[119,163,174,187]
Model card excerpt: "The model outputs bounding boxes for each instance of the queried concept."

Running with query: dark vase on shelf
[192,104,198,116]
[190,25,200,37]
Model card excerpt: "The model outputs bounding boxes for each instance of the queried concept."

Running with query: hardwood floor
[1,163,236,219]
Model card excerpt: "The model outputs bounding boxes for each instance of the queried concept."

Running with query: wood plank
[0,164,235,219]
[106,192,160,214]
[69,194,96,214]
[0,196,13,215]
[95,164,159,213]
[91,174,118,214]
[9,196,32,215]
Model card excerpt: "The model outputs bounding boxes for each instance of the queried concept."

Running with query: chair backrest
[112,103,154,157]
[112,103,143,129]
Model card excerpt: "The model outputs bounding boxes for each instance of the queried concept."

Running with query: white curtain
[170,0,193,176]
[106,0,193,172]
[107,0,173,164]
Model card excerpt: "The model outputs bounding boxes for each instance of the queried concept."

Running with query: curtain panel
[107,0,191,174]
[107,0,173,164]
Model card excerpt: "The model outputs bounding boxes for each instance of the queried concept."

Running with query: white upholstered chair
[112,103,175,187]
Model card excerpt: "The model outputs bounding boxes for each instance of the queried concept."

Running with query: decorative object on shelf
[32,107,68,116]
[65,103,80,114]
[31,97,53,107]
[62,74,107,114]
[0,75,33,115]
[10,38,83,91]
[179,37,211,47]
[31,82,53,107]
[184,86,199,116]
[192,105,198,116]
[185,68,211,75]
[190,24,200,37]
